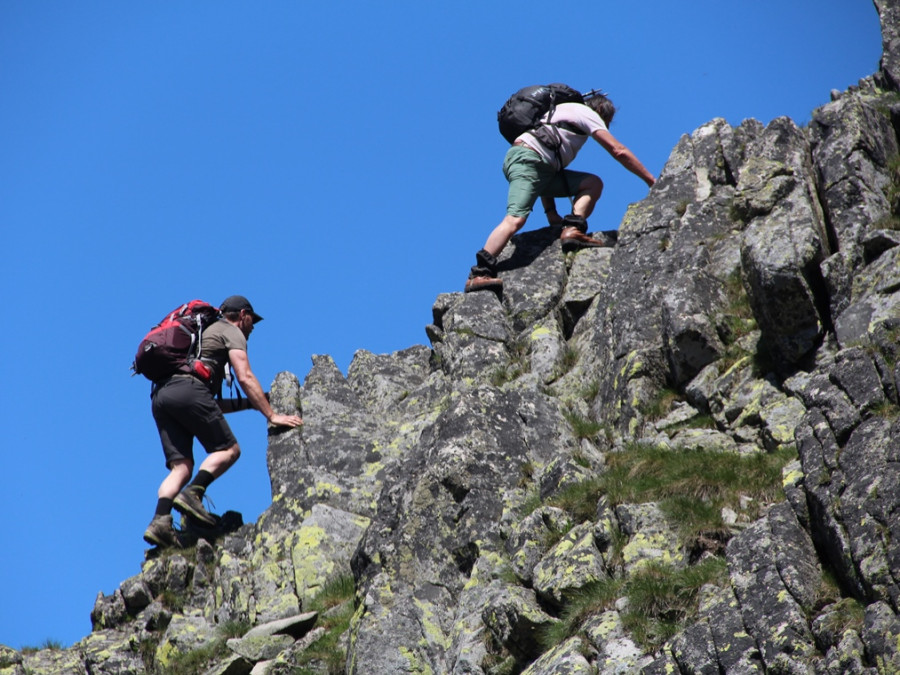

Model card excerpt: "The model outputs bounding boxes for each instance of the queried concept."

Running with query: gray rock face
[348,384,576,673]
[809,93,897,320]
[738,118,831,369]
[876,0,900,90]
[9,4,900,674]
[727,502,820,669]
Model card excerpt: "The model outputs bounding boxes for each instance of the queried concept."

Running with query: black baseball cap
[220,295,264,323]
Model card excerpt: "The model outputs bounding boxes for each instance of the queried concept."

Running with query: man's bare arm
[592,128,656,187]
[228,349,303,427]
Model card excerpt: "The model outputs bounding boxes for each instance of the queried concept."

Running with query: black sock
[470,248,499,278]
[189,470,215,491]
[562,214,588,232]
[155,498,174,517]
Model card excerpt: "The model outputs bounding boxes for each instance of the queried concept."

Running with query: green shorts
[502,145,594,218]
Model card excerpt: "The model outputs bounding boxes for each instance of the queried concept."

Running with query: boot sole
[561,239,607,253]
[464,280,504,293]
[173,496,217,527]
[143,530,180,548]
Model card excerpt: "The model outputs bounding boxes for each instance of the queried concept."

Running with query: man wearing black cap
[143,295,303,548]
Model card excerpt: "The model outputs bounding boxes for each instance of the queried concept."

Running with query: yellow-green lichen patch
[399,645,434,675]
[621,531,684,571]
[413,596,452,651]
[731,380,769,428]
[306,481,343,500]
[782,463,804,489]
[154,641,178,669]
[292,526,333,602]
[628,416,640,436]
[621,352,644,381]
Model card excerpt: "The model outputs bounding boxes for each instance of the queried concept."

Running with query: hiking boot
[464,275,504,293]
[560,226,607,252]
[173,486,217,527]
[143,514,181,549]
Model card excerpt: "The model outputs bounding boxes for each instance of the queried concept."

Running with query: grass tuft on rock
[546,442,796,548]
[562,408,604,441]
[291,573,357,675]
[538,577,623,651]
[621,557,728,651]
[539,557,728,654]
[602,442,795,545]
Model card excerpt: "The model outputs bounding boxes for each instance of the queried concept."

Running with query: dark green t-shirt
[200,319,247,392]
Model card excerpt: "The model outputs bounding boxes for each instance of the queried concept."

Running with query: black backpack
[497,83,585,145]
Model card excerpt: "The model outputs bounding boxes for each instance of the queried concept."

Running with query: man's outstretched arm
[228,349,303,428]
[592,128,656,188]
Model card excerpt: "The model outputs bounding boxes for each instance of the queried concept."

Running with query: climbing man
[143,295,304,548]
[465,91,656,292]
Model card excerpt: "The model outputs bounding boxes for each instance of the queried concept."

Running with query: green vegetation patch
[872,214,900,231]
[538,577,623,651]
[538,557,727,654]
[19,639,64,654]
[517,487,544,519]
[562,409,604,441]
[580,379,601,404]
[142,618,253,675]
[546,443,796,549]
[490,337,533,387]
[158,589,185,614]
[640,387,682,421]
[291,574,357,675]
[154,639,229,675]
[546,476,605,523]
[719,269,759,370]
[602,443,796,547]
[885,153,900,215]
[871,399,900,421]
[620,557,728,651]
[218,619,252,640]
[666,413,719,432]
[816,597,866,637]
[811,567,866,636]
[558,345,580,377]
[143,576,356,675]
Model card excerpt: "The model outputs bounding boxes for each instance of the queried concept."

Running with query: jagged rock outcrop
[5,3,900,674]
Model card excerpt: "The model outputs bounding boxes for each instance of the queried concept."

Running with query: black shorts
[151,375,237,468]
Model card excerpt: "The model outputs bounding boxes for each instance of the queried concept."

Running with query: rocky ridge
[5,2,900,673]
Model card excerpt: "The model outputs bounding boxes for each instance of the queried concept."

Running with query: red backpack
[132,300,221,383]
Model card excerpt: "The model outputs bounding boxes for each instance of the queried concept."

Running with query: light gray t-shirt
[200,319,247,391]
[518,102,608,171]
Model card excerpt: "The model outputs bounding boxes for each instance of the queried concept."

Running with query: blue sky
[0,1,882,651]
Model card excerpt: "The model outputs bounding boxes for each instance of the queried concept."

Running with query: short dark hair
[586,94,616,127]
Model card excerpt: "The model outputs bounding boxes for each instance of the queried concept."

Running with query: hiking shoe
[464,276,503,293]
[173,486,217,527]
[143,514,181,549]
[560,226,607,252]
